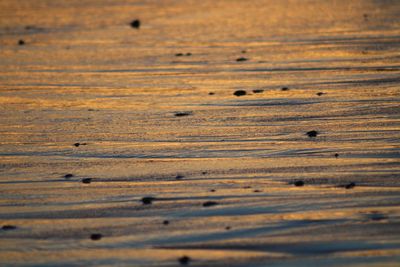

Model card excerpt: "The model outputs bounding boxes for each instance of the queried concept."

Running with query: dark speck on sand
[175,53,183,56]
[130,19,140,29]
[179,256,191,265]
[294,180,305,187]
[174,111,192,117]
[74,142,87,147]
[208,92,215,95]
[81,178,92,184]
[234,90,246,96]
[225,226,231,230]
[252,89,264,93]
[236,57,248,62]
[281,87,289,91]
[18,39,25,45]
[64,174,74,179]
[90,233,102,240]
[203,201,218,207]
[163,220,169,225]
[176,175,184,180]
[317,92,325,96]
[345,182,356,189]
[142,196,155,205]
[306,130,318,138]
[335,153,339,158]
[2,225,17,231]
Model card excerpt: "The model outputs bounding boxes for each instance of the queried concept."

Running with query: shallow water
[1,0,400,266]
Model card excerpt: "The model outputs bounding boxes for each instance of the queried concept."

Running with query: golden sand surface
[0,0,400,266]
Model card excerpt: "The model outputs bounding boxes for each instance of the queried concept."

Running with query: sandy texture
[1,0,400,266]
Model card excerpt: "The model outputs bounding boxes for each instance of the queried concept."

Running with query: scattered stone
[130,19,140,29]
[176,175,184,180]
[236,57,248,62]
[174,111,192,117]
[186,53,192,56]
[316,92,325,96]
[203,201,218,207]
[241,50,247,53]
[64,174,74,179]
[243,186,251,189]
[2,225,17,231]
[345,182,356,189]
[81,178,92,184]
[369,212,387,221]
[253,189,262,193]
[179,256,191,265]
[281,87,289,91]
[163,220,169,225]
[233,90,246,96]
[334,153,339,158]
[74,142,87,147]
[175,53,184,56]
[18,39,25,45]
[202,171,207,175]
[252,89,264,93]
[306,130,318,138]
[293,180,305,187]
[142,196,155,205]
[208,92,215,95]
[225,226,231,230]
[210,189,215,192]
[90,233,102,240]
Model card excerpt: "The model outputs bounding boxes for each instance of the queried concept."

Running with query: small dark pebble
[334,153,339,158]
[130,19,140,29]
[176,175,184,180]
[202,171,207,175]
[253,189,262,193]
[281,87,289,91]
[2,225,17,231]
[175,53,184,56]
[74,142,87,147]
[174,112,191,117]
[369,212,387,221]
[208,92,215,95]
[203,201,218,207]
[294,180,305,187]
[241,50,246,53]
[225,226,231,230]
[252,89,264,93]
[186,53,192,56]
[142,196,155,205]
[81,178,92,184]
[316,92,325,96]
[243,186,251,189]
[18,39,25,45]
[236,57,248,62]
[163,220,169,225]
[233,90,246,96]
[306,130,318,138]
[210,189,215,192]
[90,233,102,241]
[64,174,74,179]
[345,182,356,189]
[179,256,191,265]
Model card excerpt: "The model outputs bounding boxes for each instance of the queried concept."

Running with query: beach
[0,0,400,266]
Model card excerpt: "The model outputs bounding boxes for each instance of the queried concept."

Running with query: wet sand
[1,0,400,266]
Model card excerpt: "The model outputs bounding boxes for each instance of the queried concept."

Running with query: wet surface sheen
[0,0,400,266]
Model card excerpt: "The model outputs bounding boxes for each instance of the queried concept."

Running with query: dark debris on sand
[345,182,356,189]
[74,142,87,147]
[2,225,17,231]
[306,130,318,138]
[18,39,25,45]
[335,153,339,158]
[163,220,169,225]
[293,180,305,187]
[81,178,92,184]
[179,256,191,265]
[142,196,155,205]
[236,57,248,62]
[203,201,218,207]
[174,111,192,117]
[64,174,74,179]
[234,90,246,96]
[252,89,264,93]
[90,233,102,241]
[130,19,140,29]
[281,87,289,91]
[316,92,325,96]
[175,175,184,180]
